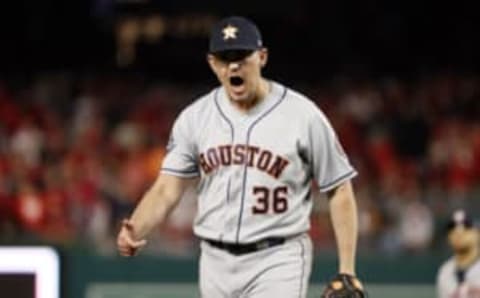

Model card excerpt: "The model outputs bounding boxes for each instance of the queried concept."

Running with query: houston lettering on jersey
[199,144,289,179]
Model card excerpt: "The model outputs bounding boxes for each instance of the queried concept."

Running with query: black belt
[204,237,286,255]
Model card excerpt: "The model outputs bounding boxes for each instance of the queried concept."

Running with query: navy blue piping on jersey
[318,169,357,192]
[214,88,235,144]
[235,86,288,243]
[219,178,232,242]
[214,88,236,237]
[161,167,200,176]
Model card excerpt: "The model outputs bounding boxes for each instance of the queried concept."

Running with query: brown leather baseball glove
[321,273,367,298]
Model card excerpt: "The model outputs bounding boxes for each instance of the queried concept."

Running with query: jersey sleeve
[436,269,445,298]
[160,110,200,178]
[436,262,451,298]
[307,108,357,192]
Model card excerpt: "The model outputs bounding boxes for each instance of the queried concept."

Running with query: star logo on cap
[222,25,238,40]
[453,210,466,223]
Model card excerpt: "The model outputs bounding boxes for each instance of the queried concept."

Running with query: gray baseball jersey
[437,258,480,298]
[161,81,357,244]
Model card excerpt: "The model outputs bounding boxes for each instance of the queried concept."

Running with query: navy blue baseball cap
[209,16,263,53]
[446,209,476,232]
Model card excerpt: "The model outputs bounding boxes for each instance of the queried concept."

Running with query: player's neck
[455,244,480,269]
[233,78,270,112]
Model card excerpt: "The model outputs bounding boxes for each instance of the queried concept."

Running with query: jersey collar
[218,80,284,122]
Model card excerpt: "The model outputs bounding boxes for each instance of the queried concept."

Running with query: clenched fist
[117,219,147,256]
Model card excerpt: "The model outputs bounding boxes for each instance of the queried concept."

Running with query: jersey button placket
[225,125,247,243]
[235,124,252,243]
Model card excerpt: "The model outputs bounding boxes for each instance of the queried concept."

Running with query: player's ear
[206,54,218,74]
[259,48,268,68]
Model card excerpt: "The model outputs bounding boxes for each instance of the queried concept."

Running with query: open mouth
[230,76,244,87]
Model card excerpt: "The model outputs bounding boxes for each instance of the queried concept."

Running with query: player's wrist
[338,272,356,277]
[338,265,355,276]
[122,218,142,239]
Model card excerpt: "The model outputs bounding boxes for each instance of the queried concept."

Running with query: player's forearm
[129,178,181,240]
[328,181,358,275]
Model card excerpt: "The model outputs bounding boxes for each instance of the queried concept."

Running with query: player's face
[208,48,268,103]
[448,225,479,253]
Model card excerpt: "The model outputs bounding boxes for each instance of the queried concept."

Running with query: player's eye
[464,221,474,229]
[215,50,254,63]
[446,222,456,232]
[446,220,474,232]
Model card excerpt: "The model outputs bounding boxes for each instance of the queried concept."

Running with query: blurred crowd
[0,72,479,256]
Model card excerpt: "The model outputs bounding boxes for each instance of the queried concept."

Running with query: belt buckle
[256,240,270,251]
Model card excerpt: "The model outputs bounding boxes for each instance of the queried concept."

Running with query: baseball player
[117,16,366,298]
[437,210,480,298]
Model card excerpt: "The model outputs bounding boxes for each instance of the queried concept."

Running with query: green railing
[62,252,446,298]
[85,283,435,298]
